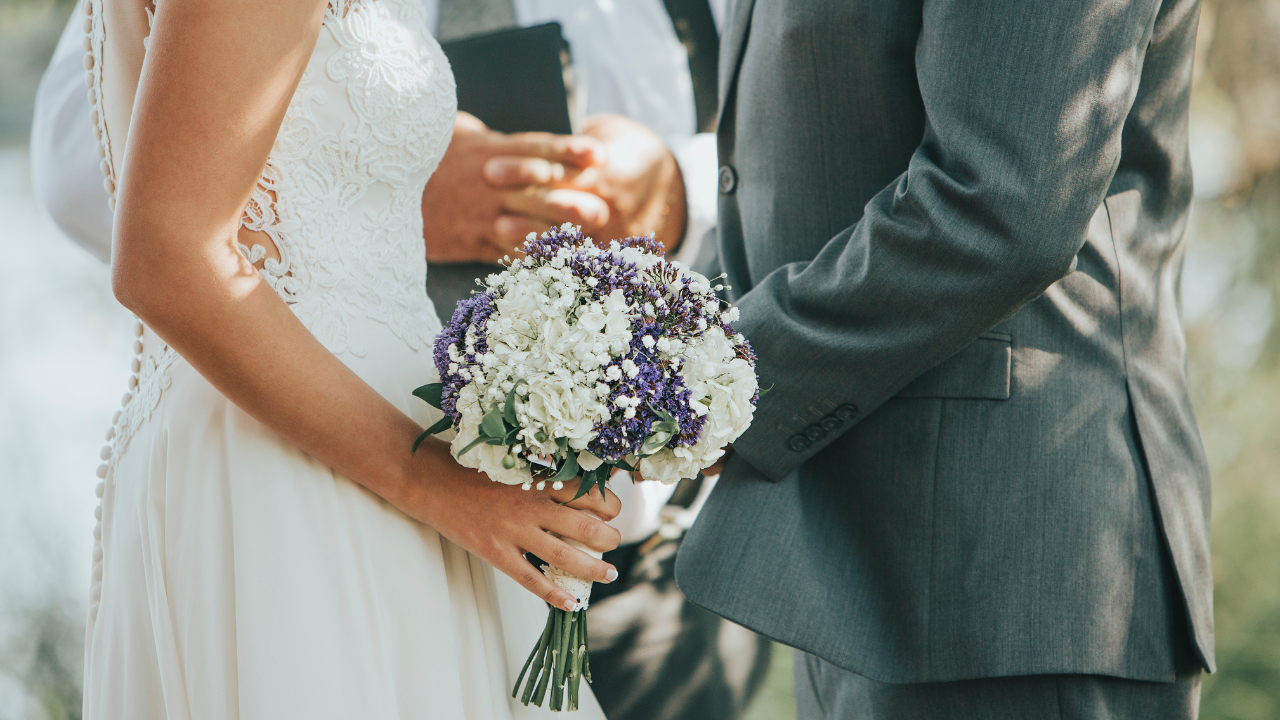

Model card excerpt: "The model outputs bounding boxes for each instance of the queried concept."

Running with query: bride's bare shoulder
[90,0,331,184]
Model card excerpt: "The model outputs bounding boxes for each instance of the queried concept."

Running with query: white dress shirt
[31,3,115,262]
[31,0,724,544]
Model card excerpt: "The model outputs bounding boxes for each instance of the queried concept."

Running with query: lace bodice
[89,0,455,356]
[240,0,455,355]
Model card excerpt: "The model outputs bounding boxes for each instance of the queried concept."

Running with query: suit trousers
[794,651,1201,720]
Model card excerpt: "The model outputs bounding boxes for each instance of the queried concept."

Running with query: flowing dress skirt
[83,317,604,720]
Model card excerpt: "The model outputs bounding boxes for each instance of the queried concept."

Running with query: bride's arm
[112,0,618,611]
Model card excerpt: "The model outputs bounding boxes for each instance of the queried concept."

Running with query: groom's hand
[421,112,608,264]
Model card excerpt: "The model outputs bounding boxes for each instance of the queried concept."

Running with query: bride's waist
[137,306,441,404]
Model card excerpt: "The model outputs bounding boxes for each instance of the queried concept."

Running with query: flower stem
[512,606,594,710]
[555,610,577,710]
[532,609,560,706]
[568,610,584,711]
[581,608,592,684]
[513,610,554,699]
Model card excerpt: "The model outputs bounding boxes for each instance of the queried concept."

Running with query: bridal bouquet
[412,223,758,710]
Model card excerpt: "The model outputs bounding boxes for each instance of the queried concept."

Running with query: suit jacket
[675,0,1214,684]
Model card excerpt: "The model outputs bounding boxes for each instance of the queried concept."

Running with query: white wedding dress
[81,0,604,717]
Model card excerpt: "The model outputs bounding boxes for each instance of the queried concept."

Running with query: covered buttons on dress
[87,316,148,622]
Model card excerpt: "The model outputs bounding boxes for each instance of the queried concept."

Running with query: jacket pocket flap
[895,332,1011,400]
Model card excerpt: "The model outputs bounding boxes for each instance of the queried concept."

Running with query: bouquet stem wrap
[514,523,600,711]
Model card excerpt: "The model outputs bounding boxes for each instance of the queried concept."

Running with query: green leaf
[411,428,433,454]
[637,405,680,456]
[481,407,507,439]
[555,437,569,453]
[550,450,579,487]
[570,465,607,501]
[639,431,673,457]
[612,458,636,472]
[457,435,489,457]
[504,427,522,445]
[504,388,519,426]
[412,383,445,409]
[412,416,454,453]
[503,379,527,426]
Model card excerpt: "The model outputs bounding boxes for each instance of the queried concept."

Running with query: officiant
[30,1,771,718]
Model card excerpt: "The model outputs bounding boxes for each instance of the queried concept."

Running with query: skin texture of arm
[111,0,619,612]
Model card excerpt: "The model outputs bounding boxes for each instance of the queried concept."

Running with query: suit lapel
[718,0,758,110]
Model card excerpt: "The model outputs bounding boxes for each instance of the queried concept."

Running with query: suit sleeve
[31,6,114,262]
[729,0,1169,481]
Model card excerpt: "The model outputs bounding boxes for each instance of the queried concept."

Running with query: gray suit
[675,0,1214,704]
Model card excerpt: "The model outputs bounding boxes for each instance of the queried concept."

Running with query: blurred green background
[2,0,1279,718]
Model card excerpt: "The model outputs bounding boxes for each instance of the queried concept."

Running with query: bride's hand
[399,438,621,612]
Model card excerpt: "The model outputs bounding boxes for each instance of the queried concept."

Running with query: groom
[678,0,1213,717]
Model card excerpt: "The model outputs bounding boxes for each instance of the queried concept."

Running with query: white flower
[578,451,604,471]
[520,378,604,445]
[622,359,639,378]
[637,447,703,485]
[451,418,532,486]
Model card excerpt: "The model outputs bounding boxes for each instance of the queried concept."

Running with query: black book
[440,22,580,136]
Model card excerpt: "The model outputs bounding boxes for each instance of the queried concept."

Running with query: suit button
[718,165,738,195]
[804,425,826,442]
[835,404,859,421]
[788,435,811,453]
[820,416,841,432]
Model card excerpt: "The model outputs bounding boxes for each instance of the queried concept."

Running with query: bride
[81,0,620,716]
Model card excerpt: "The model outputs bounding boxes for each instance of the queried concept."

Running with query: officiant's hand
[422,112,609,264]
[489,113,688,253]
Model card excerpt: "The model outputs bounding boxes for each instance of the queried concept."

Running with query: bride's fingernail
[605,567,618,583]
[563,598,578,612]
